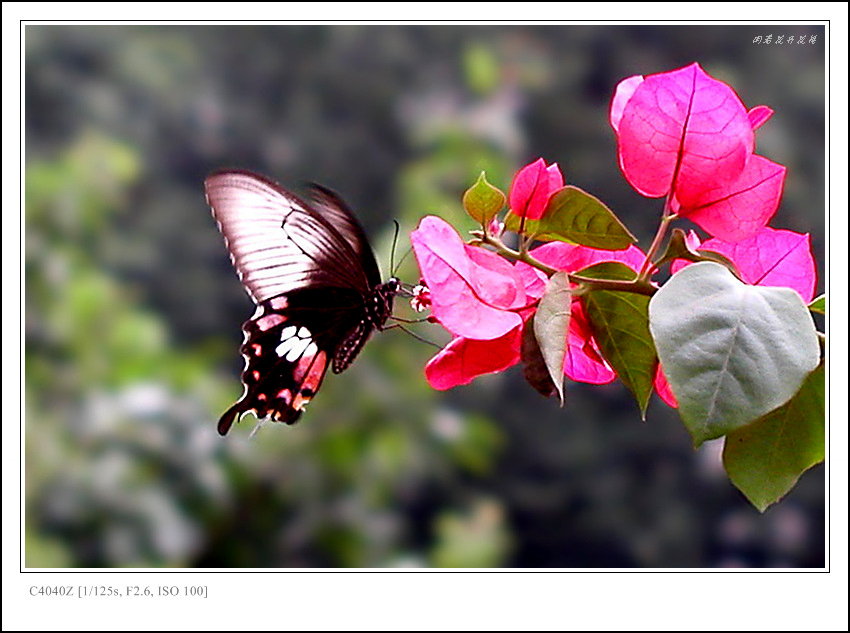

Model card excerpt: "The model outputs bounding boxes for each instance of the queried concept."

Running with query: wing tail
[217,401,245,436]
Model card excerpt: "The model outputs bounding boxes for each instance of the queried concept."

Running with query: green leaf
[808,294,825,315]
[532,272,570,404]
[462,171,505,225]
[533,186,636,249]
[723,362,824,512]
[649,262,820,447]
[580,262,657,416]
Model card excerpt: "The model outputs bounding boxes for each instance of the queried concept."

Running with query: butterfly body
[205,169,398,435]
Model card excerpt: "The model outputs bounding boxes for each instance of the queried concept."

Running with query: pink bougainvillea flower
[508,158,564,221]
[427,289,616,390]
[424,297,617,391]
[414,222,689,403]
[611,63,754,202]
[672,227,817,302]
[610,62,785,242]
[527,241,677,406]
[410,216,529,340]
[421,252,544,391]
[417,230,677,400]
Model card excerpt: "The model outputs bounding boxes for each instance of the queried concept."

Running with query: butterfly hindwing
[217,287,373,435]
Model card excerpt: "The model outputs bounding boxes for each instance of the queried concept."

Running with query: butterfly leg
[385,315,433,324]
[380,323,443,349]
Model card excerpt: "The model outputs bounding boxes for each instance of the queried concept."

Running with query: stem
[569,274,657,297]
[638,197,676,280]
[475,231,657,297]
[468,192,679,298]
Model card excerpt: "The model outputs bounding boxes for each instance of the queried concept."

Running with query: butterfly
[205,169,400,436]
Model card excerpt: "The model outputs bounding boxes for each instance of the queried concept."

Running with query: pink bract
[677,155,786,243]
[508,158,564,221]
[563,303,616,385]
[614,63,754,203]
[529,241,647,274]
[425,326,523,390]
[526,243,645,385]
[654,364,678,408]
[410,216,528,340]
[673,227,817,303]
[612,63,784,243]
[747,105,774,130]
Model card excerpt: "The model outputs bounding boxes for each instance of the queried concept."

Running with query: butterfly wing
[307,184,383,288]
[217,288,368,435]
[205,169,373,303]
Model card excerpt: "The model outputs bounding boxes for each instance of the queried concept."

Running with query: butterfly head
[384,277,401,295]
[369,277,401,329]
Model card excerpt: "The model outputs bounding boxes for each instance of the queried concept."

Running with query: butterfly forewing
[205,170,371,303]
[307,184,383,288]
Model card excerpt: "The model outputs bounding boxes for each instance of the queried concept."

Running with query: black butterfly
[205,169,400,435]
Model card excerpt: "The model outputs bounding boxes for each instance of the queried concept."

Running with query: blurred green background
[25,25,825,568]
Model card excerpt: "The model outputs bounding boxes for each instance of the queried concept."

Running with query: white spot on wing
[280,325,297,340]
[285,337,311,362]
[276,337,297,358]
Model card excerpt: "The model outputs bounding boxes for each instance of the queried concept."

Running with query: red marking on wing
[256,313,286,331]
[292,351,329,411]
[293,348,318,382]
[303,351,328,387]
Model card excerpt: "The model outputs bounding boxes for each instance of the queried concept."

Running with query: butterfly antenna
[390,221,415,278]
[390,220,400,275]
[392,245,414,278]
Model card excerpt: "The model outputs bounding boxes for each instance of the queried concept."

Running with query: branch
[471,231,658,297]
